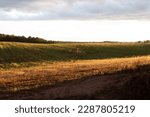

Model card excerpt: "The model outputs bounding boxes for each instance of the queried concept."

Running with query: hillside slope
[0,59,150,100]
[0,42,150,69]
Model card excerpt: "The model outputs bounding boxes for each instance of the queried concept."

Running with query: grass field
[0,42,150,99]
[0,42,150,69]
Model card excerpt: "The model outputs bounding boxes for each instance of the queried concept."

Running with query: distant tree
[137,41,142,43]
[143,40,150,43]
[0,33,55,44]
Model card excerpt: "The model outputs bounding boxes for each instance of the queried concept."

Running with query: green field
[0,42,150,69]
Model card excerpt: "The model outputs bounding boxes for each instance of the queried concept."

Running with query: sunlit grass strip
[0,55,149,92]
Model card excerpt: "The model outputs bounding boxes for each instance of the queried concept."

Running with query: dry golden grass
[0,55,150,93]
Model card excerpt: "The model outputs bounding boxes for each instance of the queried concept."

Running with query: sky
[0,0,150,42]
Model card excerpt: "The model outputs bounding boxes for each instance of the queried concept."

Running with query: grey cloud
[0,0,150,20]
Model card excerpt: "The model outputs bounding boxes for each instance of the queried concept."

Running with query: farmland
[0,42,150,99]
[0,42,150,69]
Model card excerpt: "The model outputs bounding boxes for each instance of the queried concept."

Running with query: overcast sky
[0,0,150,42]
[0,0,150,20]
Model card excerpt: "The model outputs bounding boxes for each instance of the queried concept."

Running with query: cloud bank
[0,0,150,20]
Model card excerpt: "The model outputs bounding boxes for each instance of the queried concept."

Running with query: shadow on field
[117,66,150,100]
[59,64,150,100]
[0,64,150,100]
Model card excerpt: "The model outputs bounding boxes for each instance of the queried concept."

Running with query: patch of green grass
[0,42,150,69]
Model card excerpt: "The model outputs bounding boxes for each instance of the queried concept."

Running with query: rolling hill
[0,37,150,99]
[0,42,150,69]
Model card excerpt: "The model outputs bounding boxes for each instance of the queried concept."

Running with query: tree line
[0,34,55,44]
